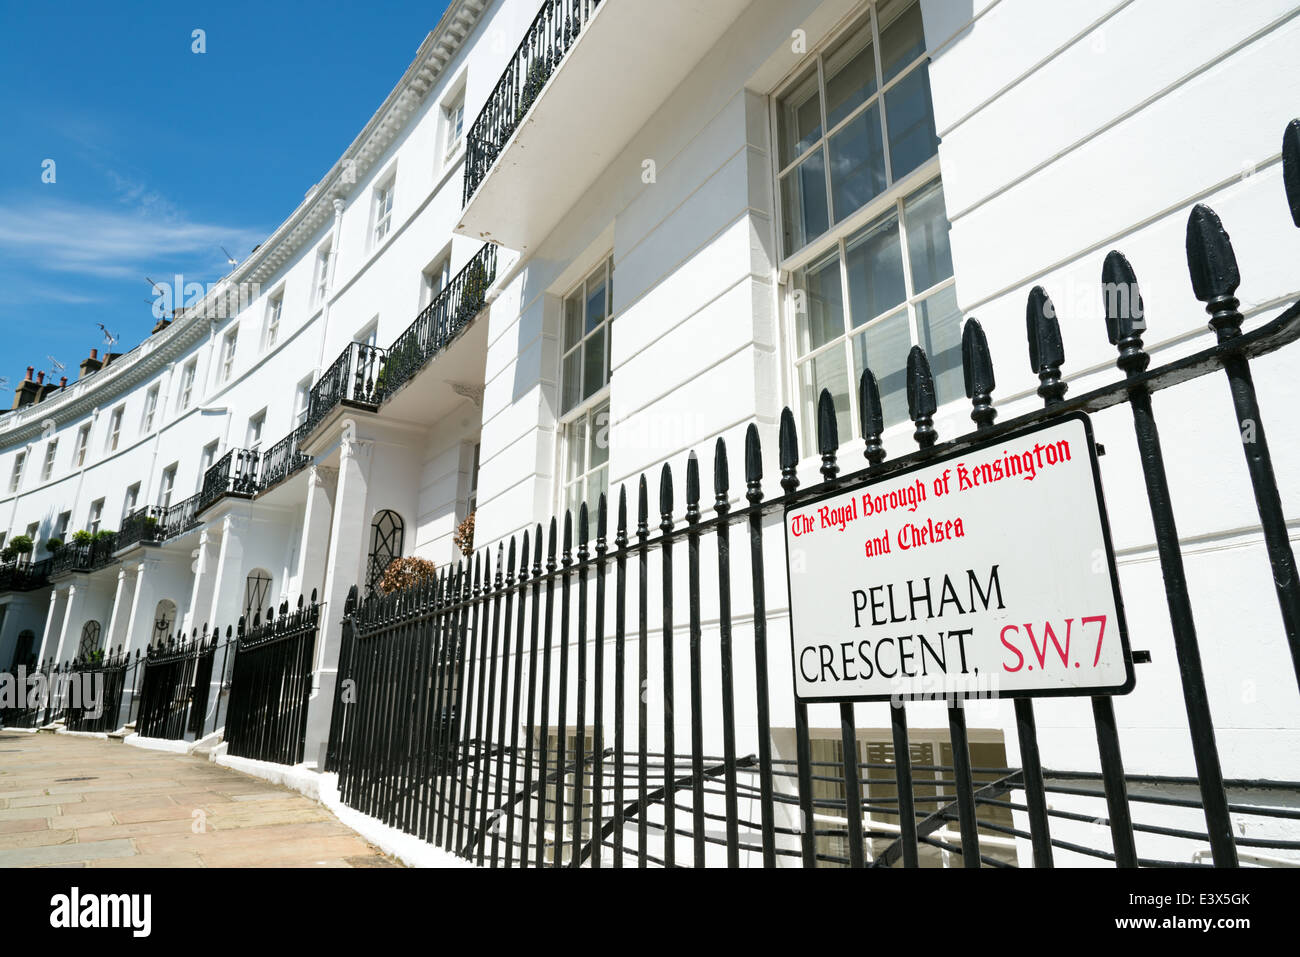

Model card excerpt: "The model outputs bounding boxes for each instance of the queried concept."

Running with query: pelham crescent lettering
[799,565,1005,685]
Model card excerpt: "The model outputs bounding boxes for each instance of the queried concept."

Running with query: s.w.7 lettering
[1000,615,1108,672]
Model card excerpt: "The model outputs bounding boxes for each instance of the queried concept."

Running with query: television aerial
[96,323,119,348]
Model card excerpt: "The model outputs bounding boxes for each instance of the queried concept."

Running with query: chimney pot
[90,348,98,360]
[36,371,45,384]
[59,376,67,388]
[25,366,33,381]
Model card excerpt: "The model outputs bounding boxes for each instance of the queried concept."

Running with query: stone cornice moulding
[0,0,489,448]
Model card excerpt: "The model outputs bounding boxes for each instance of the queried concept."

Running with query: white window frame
[247,409,267,451]
[557,256,615,514]
[158,464,177,509]
[199,441,218,488]
[445,95,465,160]
[373,175,396,247]
[140,386,159,433]
[178,360,197,410]
[122,483,140,521]
[421,255,451,309]
[105,405,124,453]
[314,245,331,305]
[9,451,25,493]
[74,424,90,467]
[220,327,239,383]
[88,498,104,536]
[41,440,58,481]
[772,1,954,452]
[264,295,283,350]
[295,376,312,426]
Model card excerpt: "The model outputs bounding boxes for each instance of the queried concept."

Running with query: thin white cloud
[0,199,266,281]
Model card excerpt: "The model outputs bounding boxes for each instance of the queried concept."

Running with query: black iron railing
[325,123,1300,868]
[117,506,166,552]
[379,243,497,400]
[50,536,118,579]
[224,593,320,766]
[135,627,229,741]
[463,0,601,205]
[259,422,313,493]
[299,341,386,438]
[0,557,51,592]
[63,649,133,734]
[198,448,260,514]
[161,493,201,541]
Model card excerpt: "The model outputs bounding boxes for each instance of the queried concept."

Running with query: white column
[35,587,63,664]
[123,558,161,655]
[183,528,220,635]
[104,566,135,656]
[295,465,337,601]
[53,582,87,663]
[207,513,248,633]
[303,420,371,766]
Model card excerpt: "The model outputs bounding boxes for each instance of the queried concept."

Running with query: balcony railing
[197,448,260,514]
[300,341,386,438]
[0,557,52,592]
[379,243,496,399]
[161,493,201,541]
[259,422,313,493]
[50,535,118,579]
[117,506,166,552]
[463,0,601,204]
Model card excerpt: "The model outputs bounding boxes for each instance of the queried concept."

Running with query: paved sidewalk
[0,731,401,868]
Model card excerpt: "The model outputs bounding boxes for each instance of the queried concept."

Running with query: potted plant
[8,535,34,563]
[0,545,15,563]
[45,537,64,556]
[71,530,93,546]
[453,510,475,557]
[456,258,489,328]
[377,556,438,595]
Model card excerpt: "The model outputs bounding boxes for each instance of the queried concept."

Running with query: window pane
[792,251,845,356]
[589,402,610,469]
[845,211,905,325]
[584,268,607,335]
[797,347,851,454]
[851,309,912,427]
[879,0,926,83]
[586,466,608,511]
[583,325,606,400]
[780,148,830,256]
[829,102,887,223]
[777,65,822,169]
[916,286,963,409]
[904,180,954,293]
[824,18,876,129]
[562,350,582,414]
[568,416,587,481]
[884,65,938,182]
[564,294,582,350]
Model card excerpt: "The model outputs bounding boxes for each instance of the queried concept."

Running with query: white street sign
[784,413,1134,703]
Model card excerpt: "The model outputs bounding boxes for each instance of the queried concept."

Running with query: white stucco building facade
[2,0,1298,866]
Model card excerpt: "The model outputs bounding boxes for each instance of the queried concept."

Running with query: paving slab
[0,731,400,868]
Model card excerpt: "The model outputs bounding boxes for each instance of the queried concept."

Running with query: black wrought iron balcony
[0,557,52,592]
[463,0,601,205]
[379,243,496,399]
[50,535,117,579]
[258,422,313,493]
[117,506,166,552]
[197,448,260,514]
[161,493,201,540]
[299,341,387,438]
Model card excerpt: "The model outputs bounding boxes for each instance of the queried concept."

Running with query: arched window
[152,599,176,648]
[367,509,404,592]
[78,620,102,659]
[244,569,273,623]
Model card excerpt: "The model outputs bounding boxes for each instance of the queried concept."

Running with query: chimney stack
[11,367,39,410]
[79,349,103,379]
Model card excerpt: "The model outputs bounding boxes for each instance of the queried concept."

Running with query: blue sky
[0,0,450,395]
